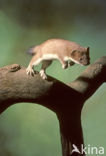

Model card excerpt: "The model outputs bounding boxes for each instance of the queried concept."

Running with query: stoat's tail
[27,45,40,56]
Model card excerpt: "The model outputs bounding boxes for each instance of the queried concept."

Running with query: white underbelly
[42,54,59,60]
[32,54,59,66]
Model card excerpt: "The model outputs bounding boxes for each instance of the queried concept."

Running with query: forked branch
[0,56,106,156]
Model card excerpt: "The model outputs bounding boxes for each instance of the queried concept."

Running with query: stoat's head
[71,47,90,66]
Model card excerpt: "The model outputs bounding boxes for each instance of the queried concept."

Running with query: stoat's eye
[79,57,83,61]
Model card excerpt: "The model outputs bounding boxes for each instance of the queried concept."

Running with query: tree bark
[0,56,106,156]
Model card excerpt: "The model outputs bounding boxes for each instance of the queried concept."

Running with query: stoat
[26,39,90,79]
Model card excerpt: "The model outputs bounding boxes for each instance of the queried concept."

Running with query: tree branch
[0,56,106,156]
[69,56,106,101]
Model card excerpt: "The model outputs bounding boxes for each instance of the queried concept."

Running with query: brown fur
[26,39,90,79]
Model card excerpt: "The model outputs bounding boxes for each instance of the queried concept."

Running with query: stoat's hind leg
[26,64,35,76]
[26,54,42,76]
[40,60,52,79]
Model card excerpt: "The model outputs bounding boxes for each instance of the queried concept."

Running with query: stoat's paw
[39,70,47,79]
[26,66,34,76]
[62,63,68,69]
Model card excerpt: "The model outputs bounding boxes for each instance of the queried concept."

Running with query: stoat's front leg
[59,58,68,69]
[63,61,68,69]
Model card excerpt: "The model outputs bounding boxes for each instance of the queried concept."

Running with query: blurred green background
[0,0,106,156]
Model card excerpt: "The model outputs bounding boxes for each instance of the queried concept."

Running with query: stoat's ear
[86,47,90,53]
[71,50,78,57]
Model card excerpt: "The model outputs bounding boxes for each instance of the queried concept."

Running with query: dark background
[0,0,106,156]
